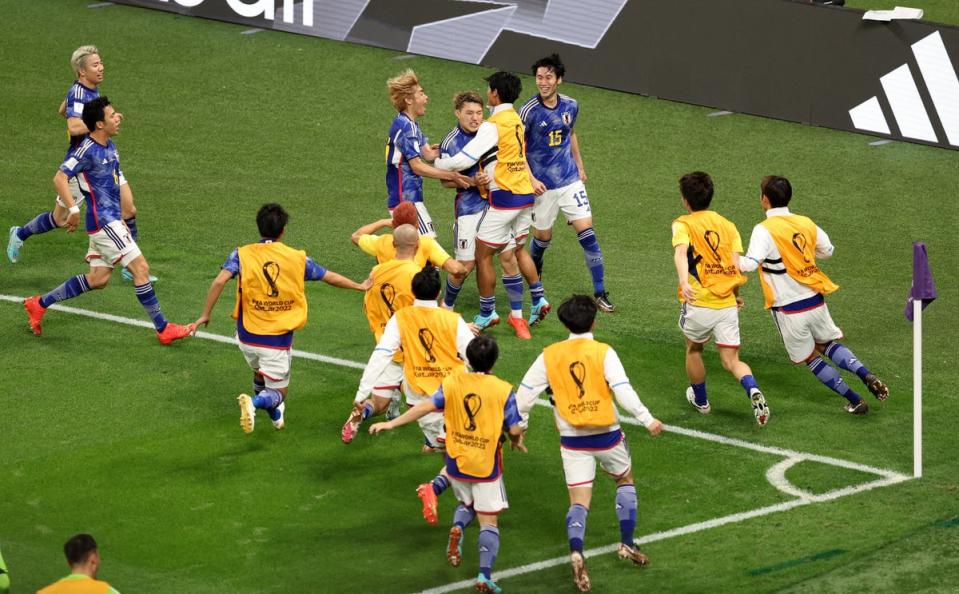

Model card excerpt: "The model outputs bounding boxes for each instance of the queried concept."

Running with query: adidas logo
[849,31,959,146]
[540,121,548,127]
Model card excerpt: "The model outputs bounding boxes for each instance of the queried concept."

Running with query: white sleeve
[354,315,402,402]
[515,353,549,420]
[739,224,771,273]
[456,317,475,361]
[433,122,497,171]
[815,225,834,259]
[605,347,656,428]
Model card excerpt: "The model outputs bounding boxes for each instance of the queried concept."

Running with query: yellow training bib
[443,371,513,477]
[543,338,616,428]
[233,242,308,335]
[396,306,465,395]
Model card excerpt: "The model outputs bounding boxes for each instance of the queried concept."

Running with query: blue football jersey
[385,112,428,208]
[63,80,100,150]
[519,94,581,189]
[59,137,122,233]
[440,126,487,217]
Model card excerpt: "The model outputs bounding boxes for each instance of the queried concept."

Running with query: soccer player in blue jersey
[438,91,531,339]
[195,203,370,433]
[23,97,193,344]
[520,54,614,313]
[8,46,149,281]
[385,69,471,237]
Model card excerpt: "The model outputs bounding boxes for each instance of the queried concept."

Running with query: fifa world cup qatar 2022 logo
[262,261,281,297]
[704,230,722,263]
[380,283,397,314]
[569,361,587,399]
[463,393,482,432]
[418,327,437,363]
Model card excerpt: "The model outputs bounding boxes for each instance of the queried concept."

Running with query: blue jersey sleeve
[305,257,327,281]
[59,147,89,178]
[222,249,240,277]
[396,122,422,161]
[431,385,446,410]
[569,99,579,128]
[64,88,84,119]
[503,392,522,428]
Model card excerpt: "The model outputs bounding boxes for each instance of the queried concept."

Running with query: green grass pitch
[1,1,957,592]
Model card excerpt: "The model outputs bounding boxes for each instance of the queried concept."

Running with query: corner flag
[904,242,937,321]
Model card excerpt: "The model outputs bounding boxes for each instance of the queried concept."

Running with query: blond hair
[453,90,484,111]
[387,69,419,112]
[71,45,100,75]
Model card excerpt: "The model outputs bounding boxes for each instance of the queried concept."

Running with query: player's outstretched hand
[421,144,440,161]
[679,281,696,303]
[531,177,547,196]
[193,314,211,329]
[452,171,472,189]
[65,211,80,233]
[736,297,744,310]
[369,421,393,435]
[358,276,373,291]
[474,171,491,187]
[647,419,664,437]
[509,432,528,453]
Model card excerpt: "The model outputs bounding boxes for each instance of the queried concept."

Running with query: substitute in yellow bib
[341,224,421,444]
[195,203,369,434]
[354,265,475,451]
[37,534,120,594]
[433,71,549,336]
[370,334,525,594]
[516,295,663,591]
[739,176,889,415]
[671,172,768,426]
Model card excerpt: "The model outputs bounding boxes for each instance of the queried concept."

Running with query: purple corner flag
[904,242,937,322]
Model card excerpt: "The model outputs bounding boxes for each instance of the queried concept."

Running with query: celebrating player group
[8,46,891,594]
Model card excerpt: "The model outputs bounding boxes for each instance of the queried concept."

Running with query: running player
[353,266,475,452]
[9,45,150,282]
[194,203,370,433]
[384,69,471,237]
[738,176,889,414]
[520,54,613,312]
[672,172,769,425]
[370,334,525,594]
[23,97,191,344]
[516,295,663,592]
[341,224,421,443]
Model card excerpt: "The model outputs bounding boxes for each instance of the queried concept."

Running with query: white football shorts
[532,180,592,231]
[476,205,532,248]
[561,436,632,488]
[771,304,843,363]
[451,475,509,514]
[85,219,141,269]
[238,340,293,389]
[678,303,741,348]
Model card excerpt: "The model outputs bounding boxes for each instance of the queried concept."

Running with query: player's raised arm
[351,218,393,246]
[408,156,472,189]
[369,394,439,434]
[320,269,371,291]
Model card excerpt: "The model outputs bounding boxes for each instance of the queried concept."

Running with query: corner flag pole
[913,297,922,478]
[905,241,936,479]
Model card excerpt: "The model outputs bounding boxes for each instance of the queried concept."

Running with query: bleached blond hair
[387,69,419,112]
[71,45,100,75]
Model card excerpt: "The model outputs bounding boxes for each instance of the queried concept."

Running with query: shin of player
[516,296,663,592]
[672,172,768,425]
[23,97,189,344]
[370,334,526,593]
[194,203,370,433]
